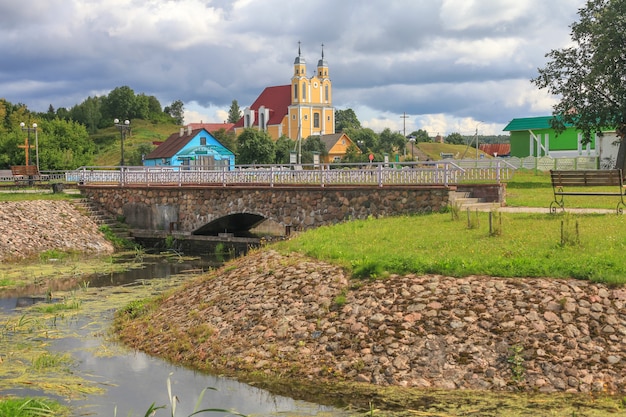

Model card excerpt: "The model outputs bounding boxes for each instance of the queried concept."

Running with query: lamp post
[408,136,416,161]
[19,122,38,169]
[114,119,130,166]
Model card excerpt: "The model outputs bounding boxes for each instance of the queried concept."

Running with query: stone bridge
[79,183,503,236]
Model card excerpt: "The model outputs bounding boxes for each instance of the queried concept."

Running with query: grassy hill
[90,120,180,166]
[417,142,489,161]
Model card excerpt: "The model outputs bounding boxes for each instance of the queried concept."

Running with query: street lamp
[114,119,130,166]
[408,136,416,161]
[19,122,38,170]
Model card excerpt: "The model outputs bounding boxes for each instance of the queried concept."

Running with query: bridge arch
[193,212,269,236]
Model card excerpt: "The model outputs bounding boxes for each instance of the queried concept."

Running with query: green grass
[0,397,69,417]
[0,191,78,202]
[276,210,626,285]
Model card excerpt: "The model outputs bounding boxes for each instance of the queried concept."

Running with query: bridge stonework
[80,184,453,233]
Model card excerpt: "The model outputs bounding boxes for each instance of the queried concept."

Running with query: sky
[1,0,586,137]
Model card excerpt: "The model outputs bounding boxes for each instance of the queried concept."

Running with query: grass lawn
[276,208,626,285]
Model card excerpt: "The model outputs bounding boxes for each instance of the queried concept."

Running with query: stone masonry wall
[80,185,450,232]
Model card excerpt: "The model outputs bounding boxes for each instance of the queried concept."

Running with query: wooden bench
[549,169,626,214]
[11,165,42,185]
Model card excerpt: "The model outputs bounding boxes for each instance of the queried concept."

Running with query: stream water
[0,256,349,417]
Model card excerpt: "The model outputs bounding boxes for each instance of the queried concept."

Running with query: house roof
[187,122,235,132]
[503,116,572,131]
[233,85,292,128]
[145,128,211,159]
[319,133,345,151]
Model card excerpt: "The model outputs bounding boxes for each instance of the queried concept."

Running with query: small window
[292,114,296,120]
[304,115,308,120]
[200,137,207,146]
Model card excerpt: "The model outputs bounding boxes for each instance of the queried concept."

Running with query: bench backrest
[550,169,623,187]
[11,165,40,176]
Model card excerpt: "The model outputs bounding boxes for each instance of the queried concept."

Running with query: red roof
[234,85,291,128]
[187,122,235,132]
[479,143,510,156]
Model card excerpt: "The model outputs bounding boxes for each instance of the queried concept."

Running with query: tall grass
[0,397,69,417]
[276,211,626,285]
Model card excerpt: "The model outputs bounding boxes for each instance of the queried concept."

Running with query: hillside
[91,120,180,166]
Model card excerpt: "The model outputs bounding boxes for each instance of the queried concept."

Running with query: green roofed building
[503,116,596,158]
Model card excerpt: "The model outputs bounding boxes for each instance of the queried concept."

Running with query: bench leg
[550,197,565,214]
[617,198,626,215]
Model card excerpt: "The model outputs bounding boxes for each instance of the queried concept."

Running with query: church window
[325,85,329,102]
[302,82,306,100]
[294,84,298,99]
[314,113,320,128]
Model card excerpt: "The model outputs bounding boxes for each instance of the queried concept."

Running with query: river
[0,255,350,417]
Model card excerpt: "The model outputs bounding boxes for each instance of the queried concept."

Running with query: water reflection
[0,255,349,417]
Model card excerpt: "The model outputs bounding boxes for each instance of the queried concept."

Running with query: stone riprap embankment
[122,249,626,395]
[0,200,114,261]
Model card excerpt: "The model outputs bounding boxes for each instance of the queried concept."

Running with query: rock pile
[0,200,114,261]
[125,249,626,394]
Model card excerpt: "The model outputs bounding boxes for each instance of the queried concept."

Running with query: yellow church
[234,44,356,162]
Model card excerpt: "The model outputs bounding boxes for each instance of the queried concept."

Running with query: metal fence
[65,160,515,187]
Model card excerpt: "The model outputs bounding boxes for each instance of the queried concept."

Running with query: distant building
[234,45,356,161]
[143,126,235,169]
[319,133,358,163]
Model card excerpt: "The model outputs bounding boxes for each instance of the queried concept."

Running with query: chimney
[179,127,184,137]
[187,125,192,136]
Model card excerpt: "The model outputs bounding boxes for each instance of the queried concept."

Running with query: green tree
[212,128,237,153]
[165,100,184,125]
[445,132,464,145]
[409,129,430,142]
[236,128,275,164]
[348,128,378,152]
[102,86,136,124]
[274,135,295,164]
[38,118,94,170]
[335,109,361,132]
[301,135,328,163]
[532,0,626,169]
[227,100,242,124]
[378,128,406,154]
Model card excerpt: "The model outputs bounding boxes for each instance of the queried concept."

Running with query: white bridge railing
[66,160,515,187]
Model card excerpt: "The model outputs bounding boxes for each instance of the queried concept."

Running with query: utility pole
[400,112,409,137]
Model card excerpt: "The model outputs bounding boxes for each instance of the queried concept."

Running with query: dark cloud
[0,0,585,134]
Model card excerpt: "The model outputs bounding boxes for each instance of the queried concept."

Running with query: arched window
[302,82,306,100]
[245,114,250,127]
[294,83,298,100]
[325,85,329,102]
[314,113,320,128]
[260,113,265,130]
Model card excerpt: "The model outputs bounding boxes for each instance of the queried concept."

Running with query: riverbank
[0,200,114,261]
[116,248,626,411]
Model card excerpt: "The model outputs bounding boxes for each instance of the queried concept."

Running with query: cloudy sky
[1,0,585,137]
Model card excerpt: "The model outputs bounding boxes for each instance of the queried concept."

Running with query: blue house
[143,126,235,170]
